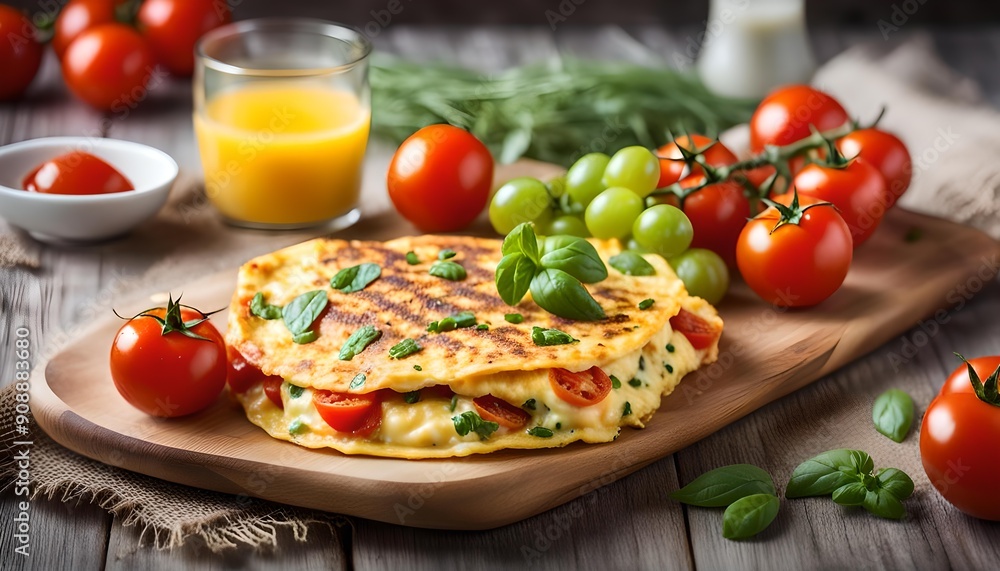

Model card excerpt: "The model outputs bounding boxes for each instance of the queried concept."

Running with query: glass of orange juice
[194,19,371,229]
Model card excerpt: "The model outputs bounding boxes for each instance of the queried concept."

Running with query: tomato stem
[114,294,223,342]
[955,353,1000,407]
[762,188,835,234]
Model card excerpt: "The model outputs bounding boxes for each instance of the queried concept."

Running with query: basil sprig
[785,449,914,520]
[339,325,381,360]
[452,411,498,440]
[496,223,606,321]
[282,290,328,344]
[250,292,282,320]
[608,251,656,276]
[872,388,915,443]
[331,263,381,293]
[669,464,776,507]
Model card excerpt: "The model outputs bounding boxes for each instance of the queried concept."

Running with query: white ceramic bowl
[0,137,177,243]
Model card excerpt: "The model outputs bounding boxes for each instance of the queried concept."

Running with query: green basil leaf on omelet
[282,290,328,342]
[331,262,381,293]
[539,236,607,284]
[495,252,536,306]
[340,325,381,361]
[608,251,656,276]
[529,268,605,321]
[250,292,282,320]
[429,261,467,281]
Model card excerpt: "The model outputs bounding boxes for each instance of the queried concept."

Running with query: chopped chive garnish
[610,375,622,389]
[476,323,489,331]
[622,402,632,417]
[666,343,675,353]
[665,363,674,373]
[288,384,304,399]
[413,364,423,371]
[403,391,420,404]
[638,298,655,310]
[628,378,642,388]
[523,398,536,410]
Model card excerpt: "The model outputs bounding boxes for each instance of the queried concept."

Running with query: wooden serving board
[29,163,1000,529]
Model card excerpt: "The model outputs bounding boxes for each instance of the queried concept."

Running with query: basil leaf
[531,326,578,346]
[350,373,366,390]
[282,290,328,338]
[429,261,467,281]
[638,298,655,310]
[622,401,631,417]
[538,236,607,284]
[862,488,906,520]
[250,292,282,320]
[527,426,553,438]
[669,464,777,507]
[529,268,605,321]
[438,249,457,260]
[831,482,867,506]
[502,222,539,263]
[289,419,308,436]
[388,338,422,359]
[452,411,499,440]
[476,323,489,331]
[722,494,779,540]
[872,388,915,443]
[628,378,641,387]
[427,311,476,333]
[331,263,381,293]
[504,313,524,324]
[785,449,860,498]
[495,252,536,306]
[609,251,656,276]
[339,325,381,361]
[288,384,304,399]
[292,331,318,344]
[405,251,420,265]
[449,394,458,412]
[403,391,420,404]
[875,468,914,500]
[413,365,422,371]
[610,375,621,389]
[522,398,536,410]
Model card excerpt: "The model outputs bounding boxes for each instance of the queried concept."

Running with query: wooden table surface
[3,25,1000,570]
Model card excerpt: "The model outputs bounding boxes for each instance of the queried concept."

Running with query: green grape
[542,215,589,237]
[632,204,693,257]
[668,248,730,305]
[565,153,610,207]
[489,177,553,234]
[602,146,660,197]
[546,175,567,198]
[584,187,644,240]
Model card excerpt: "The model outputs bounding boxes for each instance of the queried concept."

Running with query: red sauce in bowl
[22,151,134,195]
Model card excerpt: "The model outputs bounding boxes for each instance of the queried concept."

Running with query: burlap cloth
[2,36,1000,552]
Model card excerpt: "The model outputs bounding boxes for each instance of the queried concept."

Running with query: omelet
[226,235,722,459]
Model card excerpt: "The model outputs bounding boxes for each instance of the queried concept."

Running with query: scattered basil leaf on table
[531,326,578,346]
[722,494,780,540]
[388,338,422,359]
[831,482,867,506]
[250,292,282,320]
[862,488,906,520]
[339,325,381,361]
[872,388,915,442]
[786,449,914,520]
[608,251,656,276]
[282,290,328,344]
[331,263,381,293]
[429,260,467,281]
[530,268,606,321]
[452,411,498,440]
[875,467,914,500]
[670,464,777,507]
[538,236,607,283]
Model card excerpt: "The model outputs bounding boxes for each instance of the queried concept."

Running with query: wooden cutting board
[29,161,1000,529]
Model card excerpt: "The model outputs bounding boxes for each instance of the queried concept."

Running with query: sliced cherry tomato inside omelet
[263,377,284,409]
[670,308,720,350]
[549,366,612,407]
[313,390,383,434]
[473,395,531,429]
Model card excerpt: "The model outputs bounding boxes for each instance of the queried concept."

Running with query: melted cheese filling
[234,325,705,459]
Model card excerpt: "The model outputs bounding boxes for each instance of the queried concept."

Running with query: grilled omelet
[226,235,722,459]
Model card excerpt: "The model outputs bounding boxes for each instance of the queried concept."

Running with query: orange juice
[194,83,370,226]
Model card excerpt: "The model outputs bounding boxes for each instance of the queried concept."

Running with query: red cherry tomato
[656,134,738,189]
[52,0,119,59]
[837,128,912,209]
[549,366,612,407]
[736,194,853,307]
[792,158,889,247]
[22,151,134,195]
[750,85,850,152]
[473,395,531,430]
[920,356,1000,521]
[62,23,154,111]
[313,390,383,435]
[387,124,495,233]
[0,5,43,100]
[110,302,227,417]
[226,346,282,394]
[263,377,284,409]
[669,308,721,350]
[137,0,231,77]
[677,179,751,267]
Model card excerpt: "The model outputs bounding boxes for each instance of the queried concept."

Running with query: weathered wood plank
[0,489,111,571]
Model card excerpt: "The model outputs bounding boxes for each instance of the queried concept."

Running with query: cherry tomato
[387,124,495,233]
[549,366,612,407]
[226,346,281,394]
[313,390,383,435]
[920,356,1000,521]
[62,23,154,111]
[137,0,231,76]
[656,134,738,189]
[669,308,721,350]
[676,179,751,267]
[836,128,912,208]
[792,158,889,246]
[263,377,284,409]
[0,5,43,100]
[52,0,119,59]
[736,194,853,307]
[22,151,134,195]
[750,85,850,152]
[110,300,227,417]
[473,395,531,430]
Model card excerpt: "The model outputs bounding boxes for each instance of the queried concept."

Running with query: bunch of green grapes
[489,146,729,304]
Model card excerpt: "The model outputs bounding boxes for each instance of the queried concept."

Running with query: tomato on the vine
[921,355,1000,521]
[0,5,43,100]
[388,124,494,233]
[473,395,531,429]
[736,193,853,307]
[110,296,227,417]
[837,128,912,208]
[655,134,738,189]
[671,178,751,267]
[792,158,889,247]
[62,23,154,111]
[750,85,850,152]
[53,0,119,59]
[137,0,231,76]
